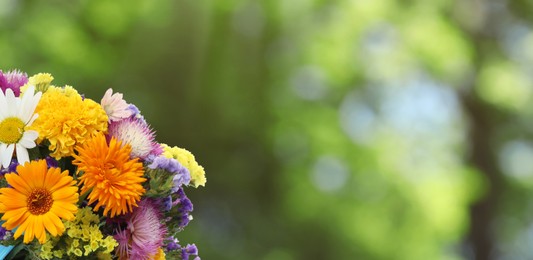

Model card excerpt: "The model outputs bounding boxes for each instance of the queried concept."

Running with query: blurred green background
[2,0,533,259]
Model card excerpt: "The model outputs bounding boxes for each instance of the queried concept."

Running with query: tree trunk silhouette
[460,92,504,260]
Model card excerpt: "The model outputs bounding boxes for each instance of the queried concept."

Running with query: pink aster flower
[101,88,133,121]
[115,199,167,260]
[0,70,28,96]
[108,117,162,160]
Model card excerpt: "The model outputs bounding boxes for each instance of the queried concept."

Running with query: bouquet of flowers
[0,70,206,259]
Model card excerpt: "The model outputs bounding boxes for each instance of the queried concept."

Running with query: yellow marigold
[161,144,206,188]
[30,86,108,159]
[73,133,146,217]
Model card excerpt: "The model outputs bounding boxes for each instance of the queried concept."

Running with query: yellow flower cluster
[161,144,206,187]
[30,86,108,159]
[39,207,118,260]
[29,73,54,92]
[20,72,54,93]
[152,248,166,260]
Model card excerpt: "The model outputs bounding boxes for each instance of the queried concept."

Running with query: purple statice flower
[181,244,200,260]
[0,227,12,241]
[165,237,200,260]
[162,195,173,211]
[166,237,180,251]
[114,199,167,260]
[173,188,194,229]
[128,104,141,118]
[0,226,7,240]
[0,158,18,176]
[0,70,28,96]
[149,156,190,192]
[45,156,59,168]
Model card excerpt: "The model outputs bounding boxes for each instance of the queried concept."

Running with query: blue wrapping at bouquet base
[0,245,13,259]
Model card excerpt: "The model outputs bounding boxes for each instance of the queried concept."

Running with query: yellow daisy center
[0,117,25,144]
[27,188,53,215]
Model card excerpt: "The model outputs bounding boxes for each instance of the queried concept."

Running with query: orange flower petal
[4,174,32,195]
[2,160,78,244]
[73,133,145,217]
[42,213,60,236]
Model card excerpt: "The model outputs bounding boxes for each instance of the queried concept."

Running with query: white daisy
[0,85,41,168]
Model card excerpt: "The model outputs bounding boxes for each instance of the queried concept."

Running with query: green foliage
[144,167,175,198]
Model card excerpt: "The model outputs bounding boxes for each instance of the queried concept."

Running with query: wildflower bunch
[0,70,206,259]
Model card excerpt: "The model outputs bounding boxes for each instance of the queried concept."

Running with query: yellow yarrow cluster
[161,144,206,187]
[39,207,118,260]
[20,72,54,93]
[30,86,108,159]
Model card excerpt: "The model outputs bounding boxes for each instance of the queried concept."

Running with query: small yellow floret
[40,241,54,260]
[42,207,118,258]
[151,247,166,260]
[101,236,119,253]
[97,251,113,260]
[53,250,64,258]
[21,73,54,93]
[161,144,206,187]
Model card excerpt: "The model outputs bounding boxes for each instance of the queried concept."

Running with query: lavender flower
[45,156,58,168]
[0,159,18,176]
[173,188,194,229]
[166,237,180,251]
[149,156,191,191]
[162,195,173,211]
[164,237,200,260]
[181,244,200,260]
[0,226,7,240]
[128,104,141,118]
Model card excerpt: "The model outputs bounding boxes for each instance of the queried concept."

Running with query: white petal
[15,145,29,165]
[1,144,14,168]
[25,85,35,97]
[18,138,36,150]
[20,86,41,124]
[19,131,37,148]
[4,89,17,118]
[0,91,7,119]
[21,130,38,142]
[29,91,42,113]
[19,85,34,122]
[26,113,39,126]
[0,144,6,158]
[0,143,9,168]
[101,88,113,105]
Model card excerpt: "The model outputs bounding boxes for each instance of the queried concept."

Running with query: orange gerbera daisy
[0,160,78,244]
[73,133,146,217]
